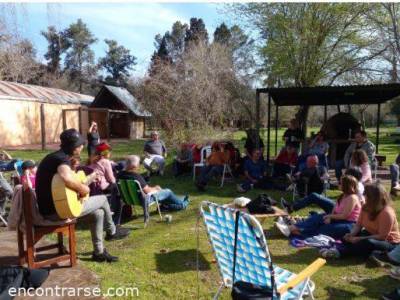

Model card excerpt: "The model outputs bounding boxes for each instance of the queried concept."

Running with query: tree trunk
[360,110,366,129]
[295,105,310,148]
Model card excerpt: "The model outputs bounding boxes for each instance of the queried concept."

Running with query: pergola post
[275,104,278,156]
[255,90,260,149]
[267,94,271,163]
[376,103,381,153]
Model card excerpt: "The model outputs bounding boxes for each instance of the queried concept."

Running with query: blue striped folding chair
[200,201,326,299]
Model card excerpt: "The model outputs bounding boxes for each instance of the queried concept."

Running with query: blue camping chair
[200,201,326,299]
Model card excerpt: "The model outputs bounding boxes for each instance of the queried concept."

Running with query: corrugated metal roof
[0,80,94,105]
[258,83,400,106]
[104,85,151,117]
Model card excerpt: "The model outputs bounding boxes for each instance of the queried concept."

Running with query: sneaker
[280,198,293,214]
[382,288,400,300]
[92,249,119,263]
[275,221,291,237]
[319,248,340,259]
[236,184,246,193]
[390,267,400,280]
[105,227,131,241]
[368,251,400,268]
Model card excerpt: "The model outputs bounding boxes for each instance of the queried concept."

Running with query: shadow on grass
[354,275,399,299]
[325,287,358,299]
[155,249,211,274]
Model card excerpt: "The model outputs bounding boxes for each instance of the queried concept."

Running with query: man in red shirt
[273,143,298,177]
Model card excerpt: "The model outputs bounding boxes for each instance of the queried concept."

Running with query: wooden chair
[17,188,77,269]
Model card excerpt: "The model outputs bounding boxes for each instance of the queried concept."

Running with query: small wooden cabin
[90,85,151,139]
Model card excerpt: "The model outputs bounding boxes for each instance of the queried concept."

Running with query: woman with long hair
[350,149,372,184]
[277,175,361,239]
[321,182,400,259]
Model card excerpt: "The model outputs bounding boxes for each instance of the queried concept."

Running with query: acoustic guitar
[51,170,96,219]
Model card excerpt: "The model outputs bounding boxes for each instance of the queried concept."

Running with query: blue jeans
[388,244,400,264]
[0,159,18,172]
[335,159,345,181]
[105,183,122,226]
[293,192,335,213]
[391,163,399,188]
[339,230,398,258]
[198,165,224,185]
[153,188,188,211]
[295,213,354,239]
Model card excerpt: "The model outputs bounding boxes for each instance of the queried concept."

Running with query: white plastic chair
[220,164,234,187]
[193,146,212,181]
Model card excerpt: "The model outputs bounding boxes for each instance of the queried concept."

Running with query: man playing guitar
[36,128,130,263]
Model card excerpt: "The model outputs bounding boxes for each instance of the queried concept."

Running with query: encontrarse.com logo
[8,286,140,298]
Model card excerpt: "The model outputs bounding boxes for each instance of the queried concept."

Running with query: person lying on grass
[320,182,400,260]
[277,175,361,239]
[118,155,189,211]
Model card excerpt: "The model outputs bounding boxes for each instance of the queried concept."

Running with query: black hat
[60,129,86,152]
[22,160,36,170]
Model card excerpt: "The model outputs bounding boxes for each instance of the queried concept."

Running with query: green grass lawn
[6,128,400,299]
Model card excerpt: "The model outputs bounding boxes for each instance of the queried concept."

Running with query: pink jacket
[90,158,116,190]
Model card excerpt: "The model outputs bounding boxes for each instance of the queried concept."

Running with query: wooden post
[324,105,327,124]
[267,94,271,163]
[376,103,381,153]
[106,110,110,142]
[78,107,82,134]
[40,104,46,150]
[255,90,260,149]
[62,110,67,131]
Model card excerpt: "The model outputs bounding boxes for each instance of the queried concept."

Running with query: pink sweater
[90,158,115,190]
[333,194,361,222]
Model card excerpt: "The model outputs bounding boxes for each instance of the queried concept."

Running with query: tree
[232,3,385,134]
[185,18,209,47]
[99,39,136,85]
[214,23,231,45]
[41,26,67,75]
[62,19,97,93]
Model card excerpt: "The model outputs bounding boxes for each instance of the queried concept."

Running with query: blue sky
[12,3,232,77]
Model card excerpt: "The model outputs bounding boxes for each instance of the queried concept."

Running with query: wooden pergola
[255,84,400,163]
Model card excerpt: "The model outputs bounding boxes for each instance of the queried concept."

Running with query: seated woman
[320,182,400,259]
[195,142,230,191]
[349,149,372,184]
[225,141,242,176]
[237,149,267,193]
[291,155,329,197]
[273,143,298,177]
[173,143,193,177]
[277,175,361,239]
[118,155,189,211]
[90,143,123,227]
[21,160,37,190]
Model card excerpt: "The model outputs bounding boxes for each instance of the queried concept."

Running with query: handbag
[246,194,276,215]
[231,211,276,300]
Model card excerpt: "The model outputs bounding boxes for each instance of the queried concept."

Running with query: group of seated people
[3,128,189,264]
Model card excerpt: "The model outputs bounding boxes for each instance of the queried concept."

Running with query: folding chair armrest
[277,258,326,295]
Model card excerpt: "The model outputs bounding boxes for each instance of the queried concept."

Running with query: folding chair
[118,179,162,227]
[220,164,234,187]
[0,172,12,226]
[200,201,325,299]
[193,146,212,181]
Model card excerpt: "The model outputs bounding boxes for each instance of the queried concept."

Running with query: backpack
[246,194,276,214]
